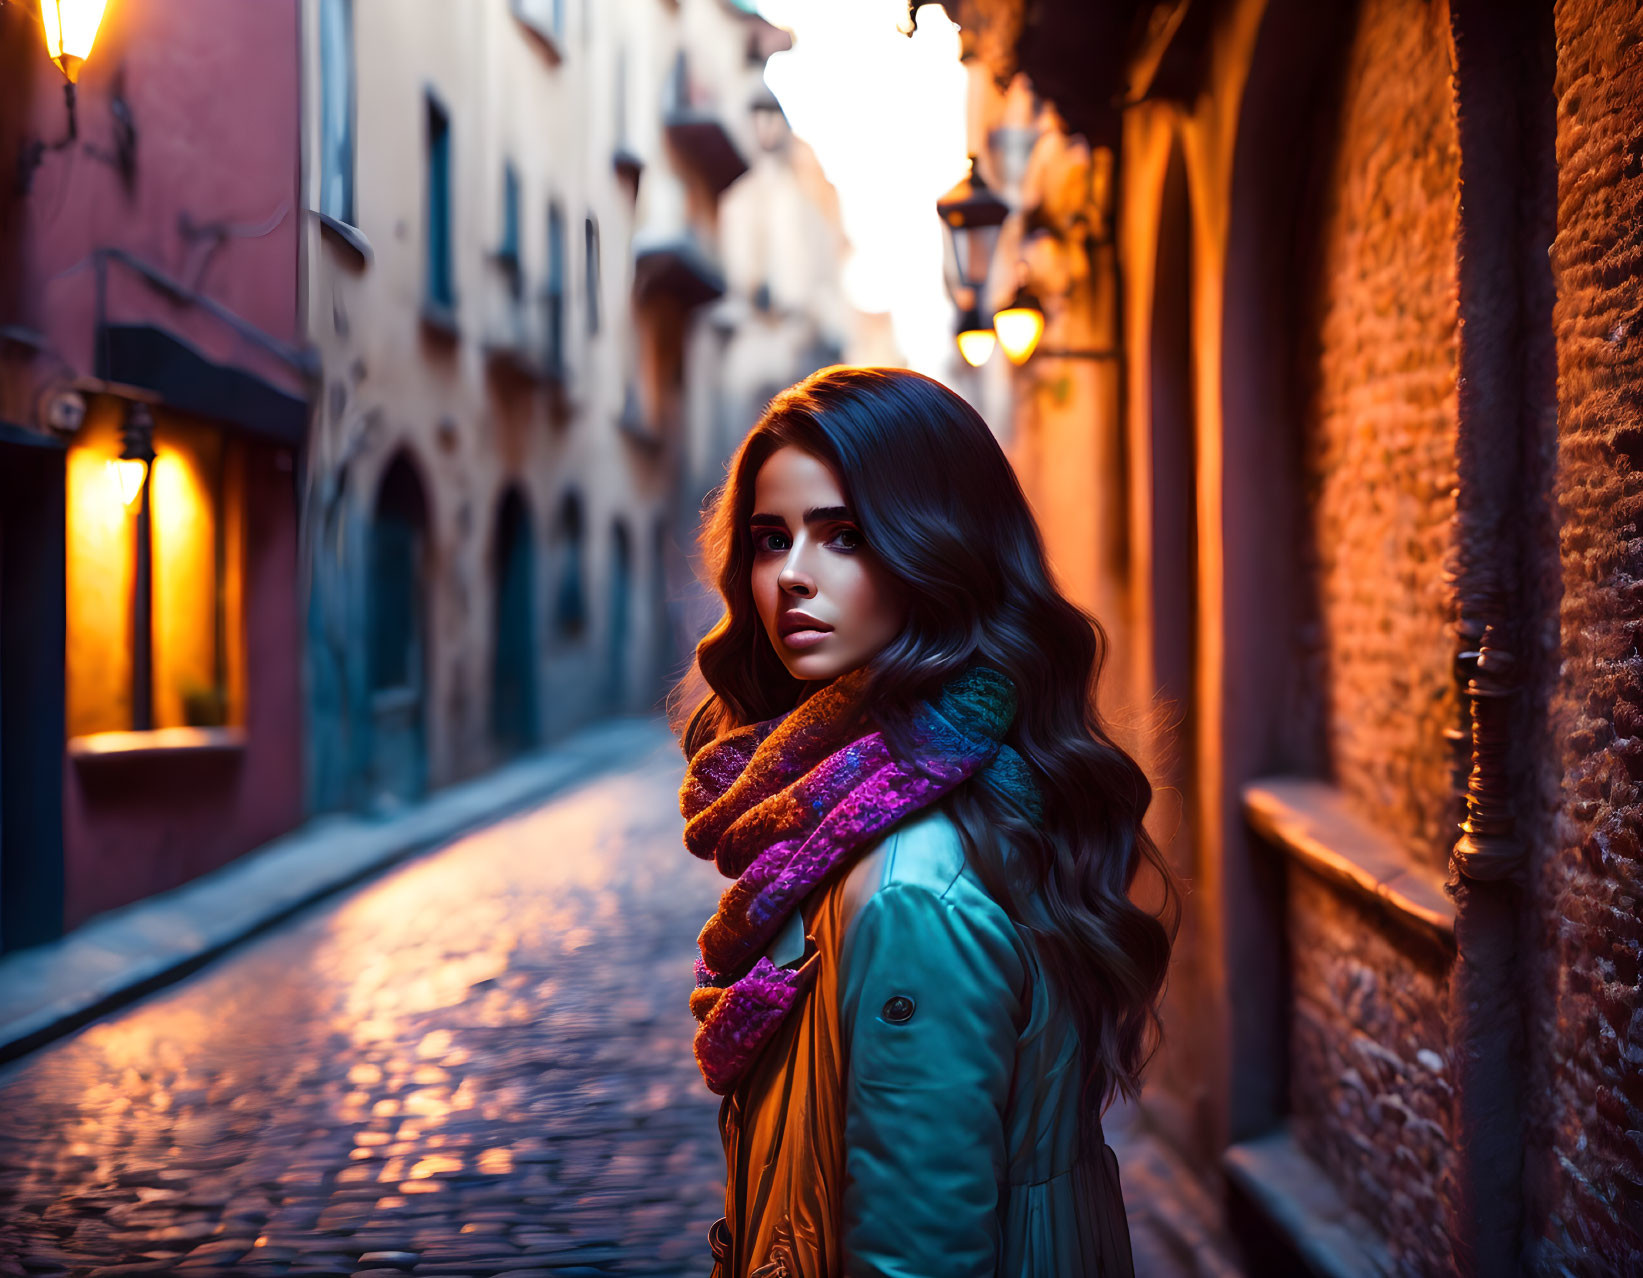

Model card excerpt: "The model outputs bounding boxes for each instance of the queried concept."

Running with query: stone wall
[1527,0,1643,1266]
[1285,2,1466,1269]
[1303,0,1463,877]
[1287,872,1456,1274]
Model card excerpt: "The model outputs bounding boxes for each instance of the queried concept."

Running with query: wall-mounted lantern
[939,151,1120,367]
[18,0,110,193]
[993,282,1046,365]
[955,304,997,369]
[936,158,1008,308]
[43,0,109,82]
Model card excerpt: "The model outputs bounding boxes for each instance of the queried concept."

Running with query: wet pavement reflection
[0,738,727,1277]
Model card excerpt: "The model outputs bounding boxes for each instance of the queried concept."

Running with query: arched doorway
[607,519,631,709]
[368,451,429,806]
[490,486,538,756]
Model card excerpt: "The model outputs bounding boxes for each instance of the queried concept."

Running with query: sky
[752,1,970,376]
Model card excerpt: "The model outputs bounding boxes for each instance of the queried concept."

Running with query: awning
[96,322,309,447]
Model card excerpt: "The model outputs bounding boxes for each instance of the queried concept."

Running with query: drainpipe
[1443,0,1555,1272]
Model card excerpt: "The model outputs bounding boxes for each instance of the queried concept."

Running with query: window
[552,490,587,640]
[425,94,454,311]
[370,454,429,693]
[499,161,522,300]
[490,487,538,753]
[546,202,566,374]
[318,0,356,225]
[584,215,600,335]
[65,402,244,738]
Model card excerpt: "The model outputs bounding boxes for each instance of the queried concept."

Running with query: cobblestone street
[0,722,1234,1278]
[0,730,728,1277]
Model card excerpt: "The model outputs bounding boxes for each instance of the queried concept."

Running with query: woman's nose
[778,553,814,596]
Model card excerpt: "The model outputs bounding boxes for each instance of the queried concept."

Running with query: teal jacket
[755,805,1135,1276]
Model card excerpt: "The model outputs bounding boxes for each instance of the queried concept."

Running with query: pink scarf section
[679,666,1015,1095]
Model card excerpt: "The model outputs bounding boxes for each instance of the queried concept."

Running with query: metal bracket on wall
[16,81,76,196]
[1031,347,1119,361]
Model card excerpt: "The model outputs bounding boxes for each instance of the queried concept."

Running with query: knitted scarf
[679,661,1043,1095]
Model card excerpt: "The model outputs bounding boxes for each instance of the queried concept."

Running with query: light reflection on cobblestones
[0,741,727,1278]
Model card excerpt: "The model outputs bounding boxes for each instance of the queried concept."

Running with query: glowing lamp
[109,458,147,505]
[112,400,155,506]
[20,0,109,192]
[956,306,997,368]
[994,285,1046,365]
[41,0,109,83]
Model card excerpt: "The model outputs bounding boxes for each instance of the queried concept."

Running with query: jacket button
[881,995,915,1023]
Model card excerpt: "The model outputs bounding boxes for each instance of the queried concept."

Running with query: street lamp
[42,0,110,83]
[19,0,110,193]
[993,282,1046,365]
[936,158,1008,310]
[955,305,997,368]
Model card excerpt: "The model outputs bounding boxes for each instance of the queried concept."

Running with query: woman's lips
[780,628,831,650]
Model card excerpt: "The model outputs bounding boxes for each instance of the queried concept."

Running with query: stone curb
[0,715,678,1067]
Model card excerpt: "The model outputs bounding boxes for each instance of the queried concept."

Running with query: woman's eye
[752,527,860,553]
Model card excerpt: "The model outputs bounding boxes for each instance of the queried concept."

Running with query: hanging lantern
[994,283,1046,365]
[955,304,997,368]
[936,158,1008,305]
[40,0,110,83]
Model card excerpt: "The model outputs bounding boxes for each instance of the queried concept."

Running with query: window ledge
[316,212,373,270]
[1242,776,1456,951]
[616,411,665,455]
[1223,1123,1394,1278]
[69,726,247,765]
[483,338,555,387]
[419,300,461,343]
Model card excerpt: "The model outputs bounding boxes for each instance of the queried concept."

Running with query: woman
[671,366,1180,1276]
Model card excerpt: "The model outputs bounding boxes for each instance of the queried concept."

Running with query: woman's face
[749,445,907,683]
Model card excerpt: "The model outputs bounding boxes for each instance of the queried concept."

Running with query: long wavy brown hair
[668,364,1180,1135]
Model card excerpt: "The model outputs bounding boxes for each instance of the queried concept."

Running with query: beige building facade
[298,0,812,812]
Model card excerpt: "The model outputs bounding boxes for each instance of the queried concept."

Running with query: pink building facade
[0,0,308,944]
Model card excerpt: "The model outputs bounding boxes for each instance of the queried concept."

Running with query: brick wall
[1303,0,1463,876]
[1287,1,1464,1268]
[1528,0,1643,1265]
[1287,873,1455,1274]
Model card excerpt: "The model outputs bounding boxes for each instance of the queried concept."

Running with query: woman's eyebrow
[748,505,854,526]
